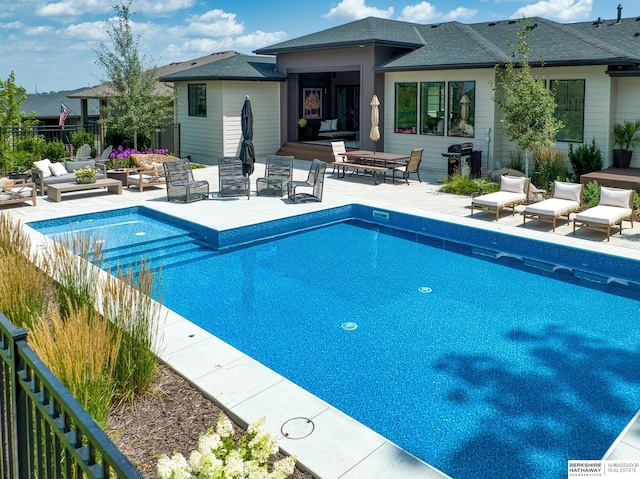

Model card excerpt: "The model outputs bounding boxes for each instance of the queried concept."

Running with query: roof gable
[255,17,425,54]
[159,54,285,82]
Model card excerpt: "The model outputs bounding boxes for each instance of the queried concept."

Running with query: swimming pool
[28,205,640,479]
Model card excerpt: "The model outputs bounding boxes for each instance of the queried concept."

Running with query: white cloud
[398,2,438,23]
[24,25,54,35]
[64,21,110,41]
[324,0,394,20]
[184,9,245,37]
[136,0,195,15]
[37,0,111,18]
[160,30,287,59]
[514,0,592,21]
[443,7,478,21]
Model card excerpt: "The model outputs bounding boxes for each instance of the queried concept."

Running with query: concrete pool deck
[13,160,640,478]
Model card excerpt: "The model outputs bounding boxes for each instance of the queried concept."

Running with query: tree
[94,0,174,150]
[494,18,563,176]
[0,71,37,128]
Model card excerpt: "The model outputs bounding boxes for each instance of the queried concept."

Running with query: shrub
[531,148,571,192]
[505,150,524,172]
[582,180,600,207]
[568,138,602,182]
[156,413,296,479]
[44,139,68,161]
[70,130,96,157]
[440,173,498,196]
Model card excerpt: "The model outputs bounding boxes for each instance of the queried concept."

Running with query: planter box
[613,149,633,169]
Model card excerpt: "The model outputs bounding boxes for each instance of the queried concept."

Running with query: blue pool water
[28,206,640,479]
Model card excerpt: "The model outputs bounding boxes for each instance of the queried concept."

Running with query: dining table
[343,150,410,183]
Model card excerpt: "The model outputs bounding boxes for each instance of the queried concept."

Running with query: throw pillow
[329,119,338,131]
[33,158,52,178]
[1,178,15,192]
[49,162,68,177]
[66,160,96,172]
[319,120,331,132]
[553,181,581,202]
[600,187,632,208]
[500,175,526,194]
[142,163,159,176]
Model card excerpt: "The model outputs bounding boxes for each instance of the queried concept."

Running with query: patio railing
[0,312,143,479]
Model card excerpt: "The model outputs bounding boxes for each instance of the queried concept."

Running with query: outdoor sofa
[31,158,107,195]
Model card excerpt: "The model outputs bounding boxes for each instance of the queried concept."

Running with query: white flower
[223,449,245,478]
[247,416,266,436]
[269,456,297,479]
[216,412,235,438]
[248,431,279,462]
[156,453,193,479]
[189,449,224,477]
[198,431,223,454]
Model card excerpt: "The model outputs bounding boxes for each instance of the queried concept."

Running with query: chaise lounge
[523,181,583,231]
[471,175,530,221]
[573,186,634,241]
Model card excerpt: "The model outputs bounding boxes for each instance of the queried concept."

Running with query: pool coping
[23,199,640,479]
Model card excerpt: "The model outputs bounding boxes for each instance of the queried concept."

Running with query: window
[394,83,417,134]
[551,79,584,142]
[188,84,207,117]
[420,82,445,136]
[448,81,475,138]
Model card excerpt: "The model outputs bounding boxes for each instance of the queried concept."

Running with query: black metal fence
[0,123,181,157]
[0,312,143,479]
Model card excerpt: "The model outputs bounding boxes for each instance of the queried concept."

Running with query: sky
[1,0,638,94]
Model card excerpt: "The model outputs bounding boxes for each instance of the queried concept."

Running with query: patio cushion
[1,178,14,192]
[65,159,96,172]
[33,158,52,178]
[574,205,632,225]
[472,191,525,207]
[553,181,582,202]
[500,175,526,193]
[600,186,632,208]
[49,162,68,177]
[525,198,579,216]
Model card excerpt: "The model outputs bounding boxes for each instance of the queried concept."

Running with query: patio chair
[471,175,530,221]
[99,145,113,161]
[218,156,250,199]
[75,143,92,160]
[392,148,423,184]
[287,159,326,203]
[523,181,583,231]
[330,141,348,174]
[573,186,634,241]
[0,179,36,207]
[256,155,293,197]
[163,158,209,203]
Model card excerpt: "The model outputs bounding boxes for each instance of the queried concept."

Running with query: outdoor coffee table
[47,178,122,202]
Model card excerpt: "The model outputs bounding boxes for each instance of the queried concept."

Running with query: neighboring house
[21,89,100,131]
[252,12,640,174]
[158,54,286,164]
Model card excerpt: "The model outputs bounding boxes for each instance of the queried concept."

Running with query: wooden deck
[580,168,640,193]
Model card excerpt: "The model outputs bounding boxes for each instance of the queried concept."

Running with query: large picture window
[448,81,475,138]
[188,84,207,117]
[551,79,584,142]
[420,82,445,136]
[394,82,417,134]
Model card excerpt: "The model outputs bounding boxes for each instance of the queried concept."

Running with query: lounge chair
[163,158,209,203]
[523,181,583,231]
[392,148,423,184]
[218,156,250,199]
[573,186,634,241]
[287,159,326,203]
[0,179,36,207]
[471,175,530,221]
[256,155,293,197]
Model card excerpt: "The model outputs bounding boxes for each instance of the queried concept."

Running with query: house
[158,54,286,164]
[162,8,640,174]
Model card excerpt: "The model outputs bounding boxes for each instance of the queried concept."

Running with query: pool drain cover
[418,287,432,293]
[281,417,314,439]
[341,322,358,331]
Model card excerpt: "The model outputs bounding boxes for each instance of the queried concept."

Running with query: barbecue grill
[442,142,481,177]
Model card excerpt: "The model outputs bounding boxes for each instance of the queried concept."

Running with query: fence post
[8,325,28,479]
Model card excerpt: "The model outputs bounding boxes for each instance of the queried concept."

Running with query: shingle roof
[255,17,425,54]
[381,17,640,70]
[158,54,285,82]
[22,89,100,119]
[69,51,241,99]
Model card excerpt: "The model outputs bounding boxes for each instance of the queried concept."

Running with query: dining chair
[393,148,423,184]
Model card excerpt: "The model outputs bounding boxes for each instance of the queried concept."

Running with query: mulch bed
[106,364,315,479]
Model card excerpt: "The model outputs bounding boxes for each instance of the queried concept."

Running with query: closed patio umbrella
[239,95,255,176]
[370,95,380,153]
